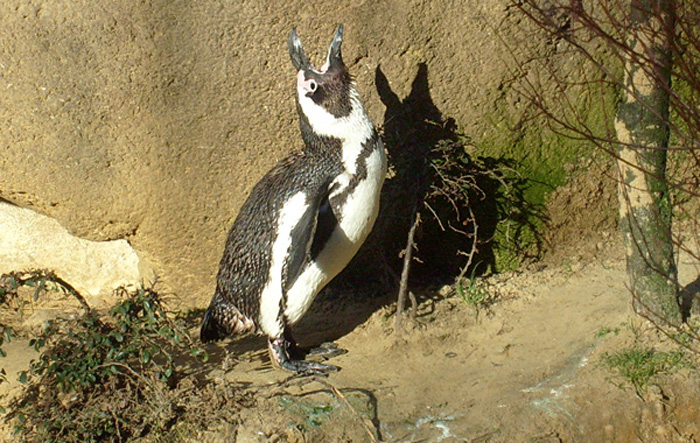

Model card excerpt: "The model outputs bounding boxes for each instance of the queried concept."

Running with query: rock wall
[0,0,589,307]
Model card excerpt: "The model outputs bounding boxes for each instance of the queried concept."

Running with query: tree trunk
[615,0,680,325]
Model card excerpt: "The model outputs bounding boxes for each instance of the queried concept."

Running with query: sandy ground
[197,246,699,442]
[2,247,699,442]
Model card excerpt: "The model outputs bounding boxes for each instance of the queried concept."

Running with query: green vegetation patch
[602,347,689,396]
[474,54,619,270]
[0,272,221,443]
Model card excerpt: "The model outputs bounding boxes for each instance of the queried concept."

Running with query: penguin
[200,24,387,374]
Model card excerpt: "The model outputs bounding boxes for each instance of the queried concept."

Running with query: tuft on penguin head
[288,24,353,120]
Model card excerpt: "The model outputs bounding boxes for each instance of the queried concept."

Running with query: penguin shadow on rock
[368,64,544,296]
[292,63,544,346]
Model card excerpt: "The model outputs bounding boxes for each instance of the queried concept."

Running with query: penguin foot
[279,358,339,374]
[268,337,339,374]
[306,342,347,359]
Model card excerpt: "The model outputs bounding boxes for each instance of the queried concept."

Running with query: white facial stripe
[297,70,320,93]
[259,191,309,338]
[296,70,310,91]
[297,89,374,173]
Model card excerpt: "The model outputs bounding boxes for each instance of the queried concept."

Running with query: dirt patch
[201,248,700,442]
[4,247,699,441]
[542,156,619,267]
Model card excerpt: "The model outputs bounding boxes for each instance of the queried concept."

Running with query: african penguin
[200,24,387,374]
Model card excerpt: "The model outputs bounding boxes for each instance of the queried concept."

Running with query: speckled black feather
[200,150,342,341]
[200,125,381,343]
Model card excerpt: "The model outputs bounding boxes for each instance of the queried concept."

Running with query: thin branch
[457,206,480,282]
[0,269,92,314]
[408,291,418,320]
[396,209,420,334]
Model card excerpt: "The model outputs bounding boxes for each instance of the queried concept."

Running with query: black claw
[307,342,347,359]
[279,359,339,375]
[268,337,340,374]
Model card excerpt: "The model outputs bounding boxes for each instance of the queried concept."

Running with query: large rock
[0,201,154,306]
[0,0,564,307]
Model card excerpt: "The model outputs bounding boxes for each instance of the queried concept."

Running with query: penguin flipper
[283,179,333,290]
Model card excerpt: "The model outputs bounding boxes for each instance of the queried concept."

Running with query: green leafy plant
[602,347,689,396]
[6,285,208,442]
[0,325,14,388]
[456,263,494,313]
[1,270,91,388]
[594,326,621,338]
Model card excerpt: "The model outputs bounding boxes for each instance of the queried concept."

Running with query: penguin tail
[200,307,225,342]
[200,300,256,343]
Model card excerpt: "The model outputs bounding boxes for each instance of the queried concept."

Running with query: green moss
[471,75,617,271]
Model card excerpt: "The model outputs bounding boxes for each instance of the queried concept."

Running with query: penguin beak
[288,27,311,71]
[325,24,344,70]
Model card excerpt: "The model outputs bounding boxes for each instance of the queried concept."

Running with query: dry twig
[396,208,421,334]
[457,206,479,282]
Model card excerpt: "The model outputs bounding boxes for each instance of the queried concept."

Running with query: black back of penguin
[200,150,342,341]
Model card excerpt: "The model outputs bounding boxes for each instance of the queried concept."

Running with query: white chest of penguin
[330,143,386,242]
[282,96,386,325]
[283,142,385,326]
[303,90,386,238]
[301,90,386,240]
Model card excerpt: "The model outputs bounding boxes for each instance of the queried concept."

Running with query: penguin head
[288,24,355,121]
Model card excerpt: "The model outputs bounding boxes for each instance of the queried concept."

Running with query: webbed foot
[268,337,339,374]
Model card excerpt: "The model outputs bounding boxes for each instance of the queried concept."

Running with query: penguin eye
[308,80,317,93]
